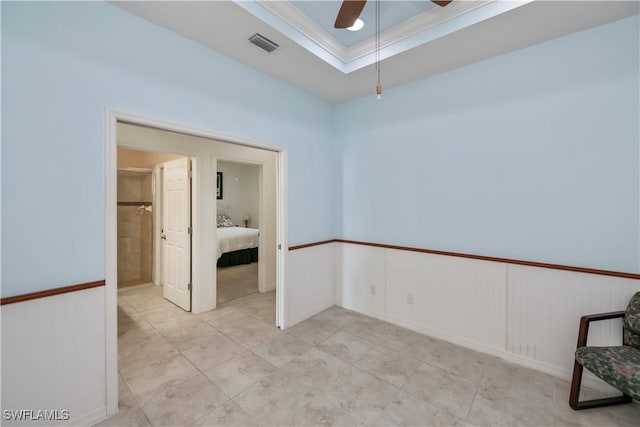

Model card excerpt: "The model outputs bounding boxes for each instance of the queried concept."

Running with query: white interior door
[162,157,191,311]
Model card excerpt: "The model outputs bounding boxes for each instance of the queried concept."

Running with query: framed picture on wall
[217,172,223,200]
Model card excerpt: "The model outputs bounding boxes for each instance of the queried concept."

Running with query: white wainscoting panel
[334,241,640,392]
[1,287,107,426]
[385,249,507,351]
[335,243,386,317]
[506,265,640,379]
[286,243,336,327]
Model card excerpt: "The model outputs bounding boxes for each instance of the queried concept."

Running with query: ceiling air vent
[248,33,279,53]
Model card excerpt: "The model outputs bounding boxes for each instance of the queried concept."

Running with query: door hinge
[188,226,192,235]
[188,283,192,291]
[278,244,282,250]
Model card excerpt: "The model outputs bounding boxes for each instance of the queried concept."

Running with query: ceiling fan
[334,0,453,29]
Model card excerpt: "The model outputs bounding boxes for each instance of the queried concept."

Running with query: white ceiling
[113,1,639,104]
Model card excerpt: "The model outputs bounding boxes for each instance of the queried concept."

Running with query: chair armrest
[576,311,625,348]
[581,311,626,322]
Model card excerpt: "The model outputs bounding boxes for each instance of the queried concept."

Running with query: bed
[216,220,259,267]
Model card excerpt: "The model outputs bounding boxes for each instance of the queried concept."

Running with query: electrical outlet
[406,292,414,304]
[370,286,376,296]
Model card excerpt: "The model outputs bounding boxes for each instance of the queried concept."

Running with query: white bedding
[216,227,259,259]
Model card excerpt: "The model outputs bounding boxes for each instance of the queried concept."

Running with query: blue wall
[334,15,640,273]
[3,2,639,299]
[1,1,335,297]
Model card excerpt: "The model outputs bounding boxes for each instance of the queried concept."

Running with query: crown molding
[257,1,348,60]
[236,0,532,74]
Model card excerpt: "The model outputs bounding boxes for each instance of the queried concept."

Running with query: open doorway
[106,114,287,416]
[215,160,275,324]
[116,167,155,289]
[216,160,260,305]
[117,148,192,309]
[117,148,185,287]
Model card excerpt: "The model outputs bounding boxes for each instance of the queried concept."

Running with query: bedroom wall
[3,2,638,425]
[333,14,639,391]
[2,1,336,299]
[1,1,335,425]
[217,161,260,229]
[334,14,639,274]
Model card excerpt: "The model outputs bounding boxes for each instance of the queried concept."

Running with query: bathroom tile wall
[118,171,153,287]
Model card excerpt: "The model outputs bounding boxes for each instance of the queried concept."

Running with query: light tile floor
[217,263,259,305]
[97,284,639,426]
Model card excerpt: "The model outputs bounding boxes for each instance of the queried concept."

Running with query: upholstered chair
[569,291,640,410]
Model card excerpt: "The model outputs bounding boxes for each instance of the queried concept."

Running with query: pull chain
[375,0,382,99]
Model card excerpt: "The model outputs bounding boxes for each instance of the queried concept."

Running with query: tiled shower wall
[117,171,153,287]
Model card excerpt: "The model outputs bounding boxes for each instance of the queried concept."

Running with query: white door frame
[105,109,288,416]
[152,165,163,286]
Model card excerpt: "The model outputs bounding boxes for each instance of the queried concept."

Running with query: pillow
[216,215,234,228]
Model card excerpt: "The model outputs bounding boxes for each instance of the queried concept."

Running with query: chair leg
[569,361,583,409]
[569,360,633,410]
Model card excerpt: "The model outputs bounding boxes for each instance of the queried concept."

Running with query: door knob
[161,234,167,240]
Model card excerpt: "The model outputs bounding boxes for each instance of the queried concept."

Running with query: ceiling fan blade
[432,0,453,6]
[334,0,367,29]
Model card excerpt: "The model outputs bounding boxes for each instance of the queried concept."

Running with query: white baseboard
[66,406,106,427]
[334,242,639,398]
[261,285,276,293]
[286,302,334,329]
[338,304,619,396]
[116,283,155,292]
